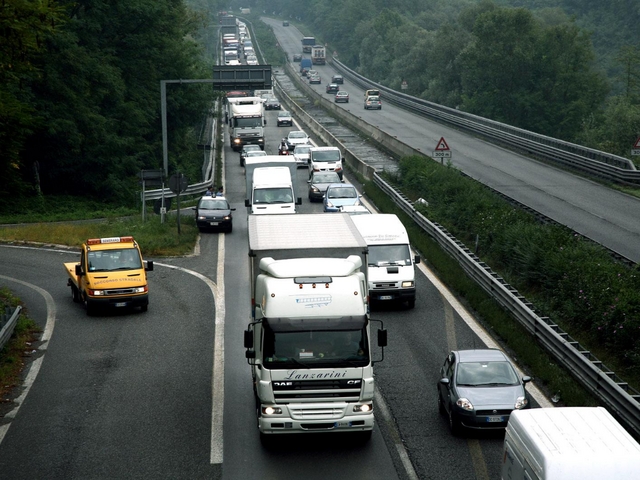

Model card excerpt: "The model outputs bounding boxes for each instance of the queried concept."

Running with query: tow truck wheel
[84,295,96,316]
[140,305,148,313]
[407,298,416,309]
[71,285,81,303]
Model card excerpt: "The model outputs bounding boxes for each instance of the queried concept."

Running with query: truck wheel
[407,298,416,309]
[84,297,96,316]
[140,305,148,313]
[71,285,81,303]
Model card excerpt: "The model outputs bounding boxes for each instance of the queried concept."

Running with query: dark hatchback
[307,171,342,202]
[437,349,531,435]
[264,96,281,110]
[193,196,235,233]
[331,75,344,84]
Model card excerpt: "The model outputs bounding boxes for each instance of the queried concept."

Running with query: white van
[502,407,640,479]
[309,146,344,179]
[351,214,420,308]
[246,167,300,215]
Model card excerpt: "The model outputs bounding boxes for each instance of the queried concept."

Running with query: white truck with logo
[502,407,640,479]
[244,156,301,215]
[351,214,420,308]
[244,213,387,441]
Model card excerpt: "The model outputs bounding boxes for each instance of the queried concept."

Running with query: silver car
[292,144,312,168]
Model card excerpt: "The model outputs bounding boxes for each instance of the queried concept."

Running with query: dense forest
[246,0,640,160]
[0,0,225,207]
[1,0,639,208]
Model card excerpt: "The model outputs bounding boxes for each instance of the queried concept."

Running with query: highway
[263,17,640,264]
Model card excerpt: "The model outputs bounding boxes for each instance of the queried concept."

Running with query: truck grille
[273,379,362,402]
[372,283,398,289]
[103,288,140,296]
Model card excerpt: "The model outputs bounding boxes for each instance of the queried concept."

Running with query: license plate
[486,416,504,423]
[114,302,127,307]
[379,295,393,300]
[210,222,219,226]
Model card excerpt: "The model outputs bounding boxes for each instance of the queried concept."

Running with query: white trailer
[351,214,420,308]
[502,407,640,479]
[244,214,387,441]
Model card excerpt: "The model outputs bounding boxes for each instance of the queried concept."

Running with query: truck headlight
[353,403,372,413]
[233,138,241,145]
[401,281,414,288]
[89,289,105,296]
[262,406,282,415]
[133,287,147,294]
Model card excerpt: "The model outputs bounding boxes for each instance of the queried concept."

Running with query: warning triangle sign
[634,137,640,148]
[435,137,450,151]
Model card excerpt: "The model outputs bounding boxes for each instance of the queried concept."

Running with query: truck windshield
[262,317,369,369]
[312,150,340,162]
[368,245,411,266]
[87,248,142,272]
[253,187,293,204]
[233,117,261,128]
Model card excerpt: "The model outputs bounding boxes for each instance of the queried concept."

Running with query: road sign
[432,151,452,159]
[435,137,450,151]
[632,137,640,156]
[169,173,188,194]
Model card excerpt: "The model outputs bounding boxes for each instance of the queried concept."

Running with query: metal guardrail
[0,305,22,352]
[331,58,640,186]
[274,64,640,438]
[373,174,640,439]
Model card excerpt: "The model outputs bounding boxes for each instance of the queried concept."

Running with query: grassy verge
[0,214,199,257]
[362,176,598,407]
[0,289,41,401]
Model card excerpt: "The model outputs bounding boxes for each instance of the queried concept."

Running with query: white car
[292,144,312,168]
[286,131,310,151]
[246,55,258,65]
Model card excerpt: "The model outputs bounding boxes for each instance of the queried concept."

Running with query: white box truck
[244,213,387,441]
[351,214,420,308]
[502,407,640,479]
[244,156,301,214]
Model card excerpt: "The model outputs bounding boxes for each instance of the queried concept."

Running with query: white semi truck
[244,156,301,214]
[227,97,265,151]
[351,214,420,308]
[244,213,387,441]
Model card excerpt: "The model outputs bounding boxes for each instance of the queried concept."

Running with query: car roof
[454,349,508,363]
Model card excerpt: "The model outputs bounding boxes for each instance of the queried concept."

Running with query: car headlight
[515,396,528,409]
[326,201,334,208]
[456,397,474,411]
[401,281,414,288]
[311,186,320,193]
[197,216,207,220]
[223,215,231,220]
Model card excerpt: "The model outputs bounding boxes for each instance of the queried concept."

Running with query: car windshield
[368,96,380,101]
[246,151,267,157]
[328,186,357,199]
[313,173,340,183]
[262,318,369,369]
[289,132,306,139]
[312,150,340,162]
[253,187,294,204]
[243,146,260,154]
[279,112,290,117]
[295,146,311,154]
[87,248,142,272]
[456,361,520,386]
[199,199,229,210]
[368,245,411,266]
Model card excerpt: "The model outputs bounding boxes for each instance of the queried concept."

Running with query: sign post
[169,173,188,234]
[432,137,451,164]
[139,169,164,222]
[632,137,640,157]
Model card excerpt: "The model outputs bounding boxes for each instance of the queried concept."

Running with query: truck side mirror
[245,350,255,359]
[146,261,154,272]
[244,330,254,349]
[296,197,302,205]
[377,328,387,347]
[414,255,421,264]
[263,119,267,126]
[341,157,345,163]
[245,199,251,207]
[75,264,83,276]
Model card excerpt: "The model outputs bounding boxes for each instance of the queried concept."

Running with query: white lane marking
[0,274,56,445]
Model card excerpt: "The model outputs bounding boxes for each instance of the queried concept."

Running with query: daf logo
[273,382,293,386]
[347,380,361,385]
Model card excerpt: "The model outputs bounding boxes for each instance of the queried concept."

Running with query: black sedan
[326,83,340,94]
[332,75,344,84]
[307,171,343,202]
[437,349,531,435]
[193,196,235,233]
[263,96,281,110]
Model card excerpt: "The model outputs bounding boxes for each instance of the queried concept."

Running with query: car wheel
[448,408,462,436]
[71,285,81,303]
[407,298,416,309]
[227,224,233,233]
[140,304,148,313]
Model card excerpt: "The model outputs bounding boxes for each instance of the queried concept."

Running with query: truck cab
[64,236,153,316]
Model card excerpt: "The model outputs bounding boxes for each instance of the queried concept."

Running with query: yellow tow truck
[65,236,153,316]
